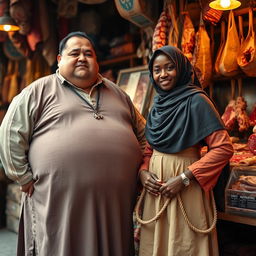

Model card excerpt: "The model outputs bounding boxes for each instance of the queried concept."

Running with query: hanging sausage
[152,8,169,52]
[192,14,212,89]
[181,12,195,62]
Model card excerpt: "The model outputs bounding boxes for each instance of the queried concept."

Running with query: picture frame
[116,65,153,117]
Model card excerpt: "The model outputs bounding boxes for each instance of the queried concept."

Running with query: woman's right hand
[139,170,162,196]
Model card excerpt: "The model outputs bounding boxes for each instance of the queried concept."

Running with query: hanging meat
[221,99,236,131]
[237,8,256,77]
[248,131,256,155]
[215,20,226,75]
[222,78,250,133]
[219,10,240,76]
[249,104,256,126]
[191,14,212,88]
[181,13,195,62]
[235,96,250,132]
[152,9,169,52]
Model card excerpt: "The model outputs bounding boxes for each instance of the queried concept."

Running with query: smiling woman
[152,54,177,91]
[136,45,233,256]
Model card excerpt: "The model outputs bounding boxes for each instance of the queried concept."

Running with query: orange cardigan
[139,129,234,192]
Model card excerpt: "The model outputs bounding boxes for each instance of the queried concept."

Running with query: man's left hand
[20,180,35,197]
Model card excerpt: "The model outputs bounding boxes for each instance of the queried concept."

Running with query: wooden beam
[218,211,256,226]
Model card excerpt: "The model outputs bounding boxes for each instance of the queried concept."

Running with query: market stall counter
[218,142,256,226]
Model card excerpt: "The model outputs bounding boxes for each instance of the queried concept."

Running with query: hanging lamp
[0,4,19,32]
[209,0,241,11]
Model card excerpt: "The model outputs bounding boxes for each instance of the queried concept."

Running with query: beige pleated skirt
[139,147,219,256]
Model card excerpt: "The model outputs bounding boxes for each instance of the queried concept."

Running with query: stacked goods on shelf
[225,167,256,217]
[5,183,22,233]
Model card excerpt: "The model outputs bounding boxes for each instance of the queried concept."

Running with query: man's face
[57,36,99,87]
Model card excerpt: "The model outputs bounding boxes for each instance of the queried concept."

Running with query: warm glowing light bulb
[3,25,11,31]
[220,0,231,8]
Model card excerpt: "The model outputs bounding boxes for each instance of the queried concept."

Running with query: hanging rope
[135,189,170,225]
[177,191,217,234]
[135,187,217,234]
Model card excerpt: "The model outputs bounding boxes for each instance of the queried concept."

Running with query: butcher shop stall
[113,0,256,254]
[147,1,256,254]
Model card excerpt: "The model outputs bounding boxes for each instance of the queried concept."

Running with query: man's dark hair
[58,31,96,55]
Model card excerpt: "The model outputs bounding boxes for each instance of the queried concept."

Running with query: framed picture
[116,65,153,117]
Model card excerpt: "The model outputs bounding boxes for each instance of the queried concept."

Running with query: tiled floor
[0,228,17,256]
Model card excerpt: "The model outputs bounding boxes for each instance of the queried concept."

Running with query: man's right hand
[139,170,162,196]
[20,180,35,197]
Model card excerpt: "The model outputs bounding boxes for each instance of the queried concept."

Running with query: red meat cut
[221,99,236,130]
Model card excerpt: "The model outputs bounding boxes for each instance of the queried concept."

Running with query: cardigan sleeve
[188,129,234,192]
[139,141,153,172]
[130,104,146,152]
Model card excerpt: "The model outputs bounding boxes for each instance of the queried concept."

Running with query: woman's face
[152,53,177,91]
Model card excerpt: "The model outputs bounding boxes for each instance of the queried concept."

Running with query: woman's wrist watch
[180,172,190,187]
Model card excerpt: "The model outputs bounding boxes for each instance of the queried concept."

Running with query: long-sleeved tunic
[0,73,146,256]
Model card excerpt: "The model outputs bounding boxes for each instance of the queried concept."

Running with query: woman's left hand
[159,176,184,199]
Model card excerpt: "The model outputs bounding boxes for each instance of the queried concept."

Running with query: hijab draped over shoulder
[146,45,224,153]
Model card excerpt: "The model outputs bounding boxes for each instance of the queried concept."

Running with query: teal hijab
[145,46,225,153]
